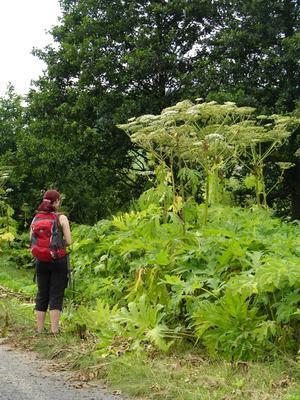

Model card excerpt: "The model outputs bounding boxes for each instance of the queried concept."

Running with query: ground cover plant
[0,288,300,400]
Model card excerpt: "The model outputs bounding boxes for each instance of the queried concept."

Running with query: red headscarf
[37,190,60,212]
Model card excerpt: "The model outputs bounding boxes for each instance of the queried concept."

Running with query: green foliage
[118,100,298,216]
[63,295,171,353]
[195,0,300,113]
[0,258,35,297]
[0,84,23,156]
[5,105,298,359]
[3,0,217,224]
[1,1,299,222]
[0,167,17,248]
[192,289,275,361]
[70,203,300,360]
[1,0,299,363]
[194,0,300,218]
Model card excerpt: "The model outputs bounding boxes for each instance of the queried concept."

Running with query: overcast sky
[0,0,61,97]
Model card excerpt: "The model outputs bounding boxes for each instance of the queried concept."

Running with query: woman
[30,190,71,335]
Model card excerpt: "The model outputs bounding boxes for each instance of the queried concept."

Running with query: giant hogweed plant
[118,101,299,220]
[67,100,300,361]
[62,295,174,354]
[70,203,300,360]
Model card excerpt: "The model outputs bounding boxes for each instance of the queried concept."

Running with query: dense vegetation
[0,0,299,223]
[0,0,300,368]
[3,101,300,363]
[70,205,300,360]
[65,101,299,361]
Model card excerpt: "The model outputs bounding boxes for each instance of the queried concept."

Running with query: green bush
[70,205,300,360]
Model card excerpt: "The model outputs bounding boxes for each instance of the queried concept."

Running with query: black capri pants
[35,256,68,311]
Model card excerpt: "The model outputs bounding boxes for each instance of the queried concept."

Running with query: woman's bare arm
[59,215,72,246]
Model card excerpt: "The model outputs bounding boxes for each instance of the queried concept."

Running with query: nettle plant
[118,101,298,220]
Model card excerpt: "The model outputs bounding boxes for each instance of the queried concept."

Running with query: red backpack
[30,213,67,262]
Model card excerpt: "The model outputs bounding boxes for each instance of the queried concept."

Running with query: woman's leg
[36,311,46,333]
[35,261,50,332]
[49,257,68,334]
[49,309,61,334]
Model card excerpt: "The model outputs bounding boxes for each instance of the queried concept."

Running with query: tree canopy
[1,0,299,223]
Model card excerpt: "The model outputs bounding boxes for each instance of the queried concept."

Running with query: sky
[0,0,61,97]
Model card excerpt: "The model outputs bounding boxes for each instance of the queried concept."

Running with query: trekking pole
[66,253,72,288]
[66,246,76,302]
[32,258,37,283]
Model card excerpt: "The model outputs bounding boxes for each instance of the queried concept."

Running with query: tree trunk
[290,160,300,220]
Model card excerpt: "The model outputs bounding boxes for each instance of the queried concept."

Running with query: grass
[0,255,36,297]
[1,296,299,400]
[107,351,300,400]
[1,259,300,400]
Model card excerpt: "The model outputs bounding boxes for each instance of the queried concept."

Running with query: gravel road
[0,344,121,400]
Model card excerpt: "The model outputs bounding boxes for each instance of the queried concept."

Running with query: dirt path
[0,344,121,400]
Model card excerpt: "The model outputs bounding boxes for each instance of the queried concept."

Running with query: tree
[0,84,23,156]
[4,1,300,221]
[190,0,300,217]
[8,0,217,224]
[193,0,300,112]
[0,85,25,221]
